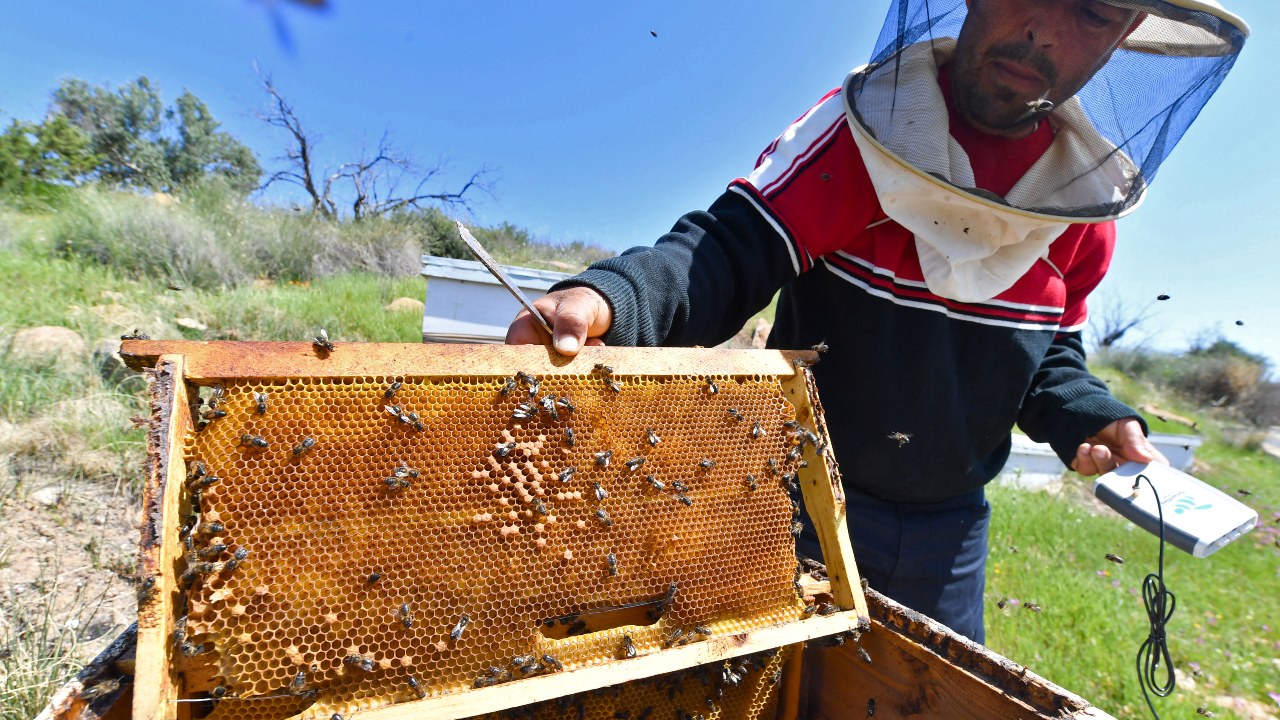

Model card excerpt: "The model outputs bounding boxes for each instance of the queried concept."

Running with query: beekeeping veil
[845,0,1247,302]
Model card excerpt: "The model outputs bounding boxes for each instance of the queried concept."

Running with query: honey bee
[727,408,744,421]
[646,475,665,491]
[407,674,427,699]
[624,457,645,472]
[385,476,412,490]
[802,605,817,617]
[499,377,517,396]
[178,640,210,657]
[512,403,538,420]
[136,576,157,604]
[694,626,711,636]
[1105,553,1124,565]
[746,475,757,491]
[593,482,608,501]
[565,427,576,447]
[593,363,614,376]
[1197,709,1215,717]
[594,450,613,467]
[196,521,225,536]
[385,381,403,399]
[786,446,803,462]
[399,602,414,629]
[677,495,693,506]
[997,598,1010,609]
[647,428,661,446]
[595,508,613,526]
[857,645,873,664]
[240,434,269,448]
[792,357,810,370]
[385,404,403,417]
[287,667,311,697]
[252,392,268,415]
[533,499,549,516]
[344,654,376,673]
[394,466,420,479]
[671,480,690,493]
[313,328,335,353]
[767,458,779,475]
[292,437,316,455]
[120,329,150,341]
[811,341,829,353]
[697,459,715,470]
[621,635,637,659]
[196,543,228,559]
[450,614,471,641]
[225,547,249,572]
[866,698,876,717]
[752,422,765,439]
[540,395,559,419]
[210,685,228,700]
[663,628,685,648]
[201,408,227,421]
[495,441,517,458]
[515,370,538,393]
[1026,602,1043,613]
[368,572,382,584]
[606,379,623,393]
[566,620,588,636]
[705,377,718,394]
[887,431,912,447]
[791,520,805,536]
[558,467,576,483]
[606,552,618,576]
[782,473,800,493]
[541,654,564,671]
[187,473,219,490]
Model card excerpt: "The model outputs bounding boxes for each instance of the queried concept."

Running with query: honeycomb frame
[123,341,867,720]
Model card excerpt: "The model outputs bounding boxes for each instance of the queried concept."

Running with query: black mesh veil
[846,0,1248,220]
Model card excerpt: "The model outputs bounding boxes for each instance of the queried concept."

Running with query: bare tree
[1088,292,1170,351]
[256,67,490,220]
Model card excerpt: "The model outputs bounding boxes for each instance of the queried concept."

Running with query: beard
[952,40,1060,132]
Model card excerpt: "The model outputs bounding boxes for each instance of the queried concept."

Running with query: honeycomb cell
[180,371,816,720]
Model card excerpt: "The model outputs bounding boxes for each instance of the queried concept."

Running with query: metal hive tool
[121,341,867,720]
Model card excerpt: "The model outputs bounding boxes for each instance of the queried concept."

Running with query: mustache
[985,42,1059,88]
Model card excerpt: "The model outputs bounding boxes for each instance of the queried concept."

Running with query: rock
[175,317,207,331]
[93,339,136,385]
[30,485,64,507]
[385,297,425,314]
[10,326,86,366]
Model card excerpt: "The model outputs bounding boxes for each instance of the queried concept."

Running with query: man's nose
[1022,13,1060,48]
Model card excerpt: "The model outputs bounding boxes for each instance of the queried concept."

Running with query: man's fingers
[504,307,553,346]
[503,287,612,356]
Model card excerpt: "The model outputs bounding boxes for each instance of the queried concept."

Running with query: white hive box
[420,255,571,343]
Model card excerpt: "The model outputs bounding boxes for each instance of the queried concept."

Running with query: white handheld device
[1093,462,1257,558]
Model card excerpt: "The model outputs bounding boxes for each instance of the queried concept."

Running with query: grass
[985,457,1279,719]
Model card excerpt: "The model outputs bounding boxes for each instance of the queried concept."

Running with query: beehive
[122,341,867,720]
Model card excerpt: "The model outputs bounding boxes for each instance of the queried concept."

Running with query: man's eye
[1081,3,1121,28]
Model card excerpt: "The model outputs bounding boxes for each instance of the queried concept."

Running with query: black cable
[1133,472,1177,720]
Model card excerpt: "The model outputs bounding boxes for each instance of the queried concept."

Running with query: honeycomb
[175,368,814,719]
[465,646,794,720]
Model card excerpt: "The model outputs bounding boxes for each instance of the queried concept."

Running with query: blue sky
[2,1,1277,367]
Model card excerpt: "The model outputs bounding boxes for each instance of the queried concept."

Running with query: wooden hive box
[38,341,1116,720]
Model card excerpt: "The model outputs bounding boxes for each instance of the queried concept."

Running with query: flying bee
[621,635,636,659]
[450,614,470,641]
[292,437,316,455]
[495,441,517,458]
[344,654,376,673]
[399,602,413,629]
[727,408,744,421]
[558,467,576,483]
[240,434,268,448]
[752,422,765,439]
[791,519,805,536]
[254,392,268,414]
[697,458,715,470]
[512,403,538,420]
[593,482,609,501]
[120,328,150,340]
[1197,709,1215,717]
[746,475,757,491]
[811,341,829,353]
[887,431,912,447]
[1105,553,1125,565]
[313,328,335,353]
[407,674,427,698]
[1237,489,1252,497]
[594,450,613,467]
[541,654,564,671]
[671,480,690,493]
[624,457,645,472]
[646,475,665,491]
[595,508,613,526]
[705,377,718,394]
[647,428,661,446]
[606,552,618,576]
[677,495,693,506]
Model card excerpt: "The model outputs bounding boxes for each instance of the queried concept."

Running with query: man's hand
[504,286,613,356]
[1071,416,1168,476]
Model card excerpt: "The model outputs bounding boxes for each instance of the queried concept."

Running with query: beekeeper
[506,0,1248,642]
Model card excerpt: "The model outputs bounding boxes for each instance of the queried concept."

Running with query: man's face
[952,0,1143,137]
